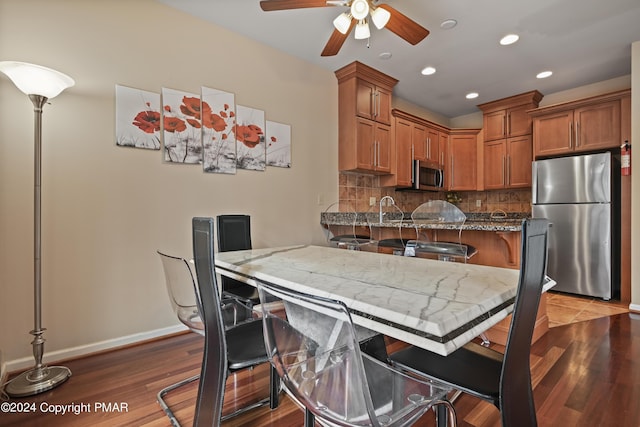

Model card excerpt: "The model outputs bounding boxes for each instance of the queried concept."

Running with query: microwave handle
[439,168,445,188]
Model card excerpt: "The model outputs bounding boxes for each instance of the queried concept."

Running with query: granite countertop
[321,212,529,232]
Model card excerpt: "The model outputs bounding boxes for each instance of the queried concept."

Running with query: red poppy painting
[115,84,161,150]
[234,105,266,171]
[161,88,202,164]
[201,86,237,174]
[266,120,291,168]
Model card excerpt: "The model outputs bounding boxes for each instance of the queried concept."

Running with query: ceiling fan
[259,0,430,56]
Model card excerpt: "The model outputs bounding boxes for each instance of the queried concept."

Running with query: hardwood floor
[1,293,637,427]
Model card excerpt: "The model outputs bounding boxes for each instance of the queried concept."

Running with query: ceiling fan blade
[260,0,334,11]
[378,4,429,45]
[321,19,355,56]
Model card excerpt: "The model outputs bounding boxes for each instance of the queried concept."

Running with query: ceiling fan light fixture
[333,12,352,34]
[354,19,370,39]
[371,6,391,29]
[350,0,370,20]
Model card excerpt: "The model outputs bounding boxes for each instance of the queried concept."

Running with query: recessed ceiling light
[440,19,457,30]
[536,70,553,79]
[466,92,479,99]
[379,52,392,60]
[499,34,519,46]
[421,66,436,76]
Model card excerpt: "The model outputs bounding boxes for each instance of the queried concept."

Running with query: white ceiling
[156,0,640,118]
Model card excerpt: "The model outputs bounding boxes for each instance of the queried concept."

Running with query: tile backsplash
[338,172,531,214]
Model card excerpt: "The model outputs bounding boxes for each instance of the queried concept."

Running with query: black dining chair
[216,214,261,311]
[388,218,549,427]
[191,217,279,426]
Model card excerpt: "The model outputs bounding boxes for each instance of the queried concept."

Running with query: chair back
[258,282,448,427]
[217,214,252,251]
[408,200,474,261]
[217,215,255,295]
[500,218,549,427]
[192,217,228,426]
[322,201,374,250]
[157,251,204,334]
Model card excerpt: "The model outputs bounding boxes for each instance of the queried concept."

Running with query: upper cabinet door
[507,104,533,137]
[484,110,506,141]
[356,80,376,121]
[412,122,427,162]
[355,80,392,125]
[533,110,574,157]
[574,100,621,152]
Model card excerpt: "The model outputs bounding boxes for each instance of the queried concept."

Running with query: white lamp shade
[371,7,391,29]
[333,12,352,34]
[354,20,371,39]
[350,0,370,20]
[0,61,74,99]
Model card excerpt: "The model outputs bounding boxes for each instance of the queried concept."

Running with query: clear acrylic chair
[406,200,477,262]
[322,201,376,250]
[257,281,456,427]
[156,251,205,427]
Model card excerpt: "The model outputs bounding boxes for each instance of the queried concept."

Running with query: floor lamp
[0,61,75,397]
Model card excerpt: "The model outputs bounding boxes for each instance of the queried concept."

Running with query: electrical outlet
[369,197,376,206]
[476,199,482,207]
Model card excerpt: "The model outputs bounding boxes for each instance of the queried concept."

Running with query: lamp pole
[0,62,74,397]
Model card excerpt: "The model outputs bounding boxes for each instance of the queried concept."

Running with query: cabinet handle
[576,121,580,147]
[371,92,375,118]
[376,92,380,118]
[427,137,430,159]
[507,155,511,185]
[503,115,507,137]
[377,140,381,167]
[451,157,455,188]
[569,122,573,149]
[507,113,511,136]
[502,156,506,185]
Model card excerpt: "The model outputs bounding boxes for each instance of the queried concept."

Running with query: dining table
[214,244,555,356]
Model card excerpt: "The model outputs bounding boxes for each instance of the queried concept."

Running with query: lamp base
[4,365,71,397]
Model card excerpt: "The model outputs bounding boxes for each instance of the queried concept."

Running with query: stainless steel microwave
[412,160,444,191]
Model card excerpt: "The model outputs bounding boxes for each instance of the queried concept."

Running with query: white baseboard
[6,324,187,374]
[629,303,640,313]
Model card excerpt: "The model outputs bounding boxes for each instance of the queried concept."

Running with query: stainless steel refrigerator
[532,152,619,300]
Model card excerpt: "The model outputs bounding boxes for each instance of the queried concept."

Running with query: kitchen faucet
[379,196,395,223]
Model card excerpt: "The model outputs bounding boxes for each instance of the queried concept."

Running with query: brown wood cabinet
[483,135,533,189]
[335,61,398,174]
[356,79,392,125]
[448,130,480,191]
[530,90,628,158]
[479,91,542,190]
[381,110,449,188]
[479,91,543,142]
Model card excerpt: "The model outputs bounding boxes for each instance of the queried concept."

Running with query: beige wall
[631,41,640,309]
[0,0,338,365]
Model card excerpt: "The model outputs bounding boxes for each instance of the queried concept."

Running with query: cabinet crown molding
[335,61,398,88]
[477,90,543,113]
[528,88,630,117]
